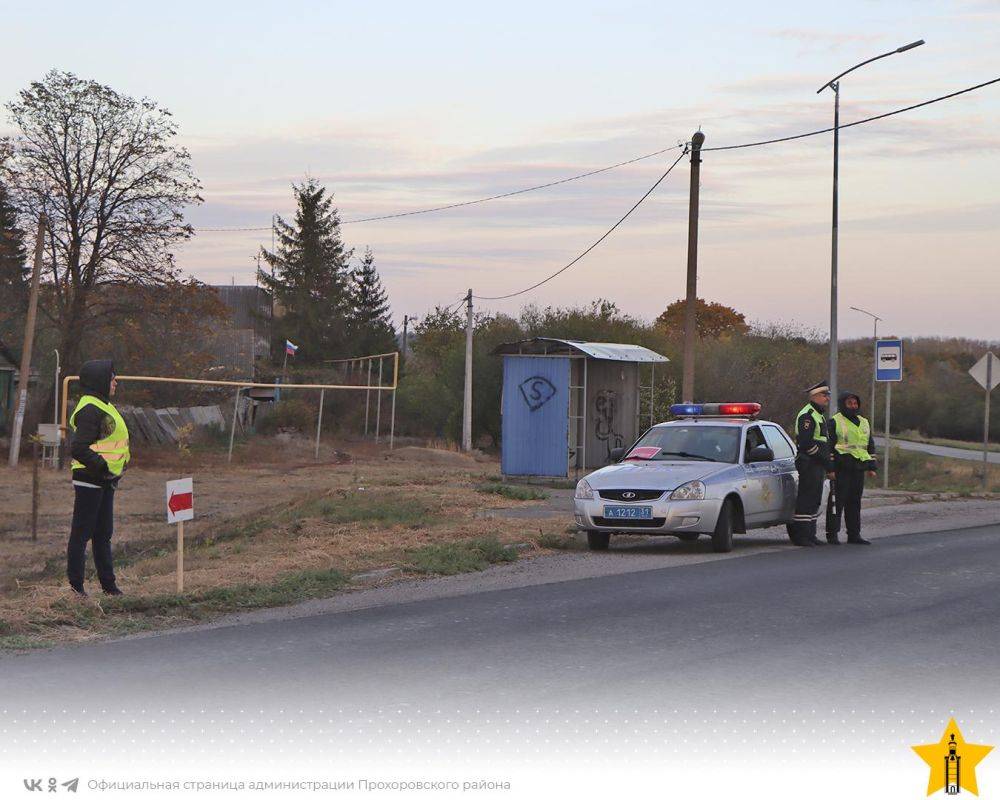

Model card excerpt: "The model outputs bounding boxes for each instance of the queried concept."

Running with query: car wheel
[675,532,700,542]
[587,531,611,551]
[711,501,735,553]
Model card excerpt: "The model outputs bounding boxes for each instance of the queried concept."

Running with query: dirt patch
[387,446,481,466]
[0,438,564,648]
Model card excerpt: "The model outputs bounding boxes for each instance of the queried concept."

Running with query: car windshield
[625,425,741,464]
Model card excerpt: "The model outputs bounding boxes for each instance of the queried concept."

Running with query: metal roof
[492,337,668,363]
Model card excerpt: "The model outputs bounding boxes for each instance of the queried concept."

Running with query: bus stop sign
[876,339,903,382]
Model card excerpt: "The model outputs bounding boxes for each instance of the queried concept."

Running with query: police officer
[828,391,877,545]
[789,381,833,547]
[67,360,130,596]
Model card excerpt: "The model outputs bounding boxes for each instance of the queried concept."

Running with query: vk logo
[518,376,557,412]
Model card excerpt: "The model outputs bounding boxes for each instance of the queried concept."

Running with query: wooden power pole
[682,132,705,404]
[462,290,473,452]
[8,213,47,468]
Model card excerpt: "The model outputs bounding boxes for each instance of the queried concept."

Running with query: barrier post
[315,389,325,460]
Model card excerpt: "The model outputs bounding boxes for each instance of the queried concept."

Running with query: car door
[762,424,798,523]
[741,425,783,524]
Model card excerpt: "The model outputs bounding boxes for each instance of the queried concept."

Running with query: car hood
[584,461,732,491]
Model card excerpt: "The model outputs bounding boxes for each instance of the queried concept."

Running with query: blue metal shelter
[493,338,669,478]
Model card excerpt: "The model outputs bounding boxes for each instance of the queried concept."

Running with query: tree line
[396,299,998,446]
[0,70,396,434]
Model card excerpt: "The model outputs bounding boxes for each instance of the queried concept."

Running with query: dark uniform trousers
[792,458,826,540]
[834,465,865,539]
[67,485,117,590]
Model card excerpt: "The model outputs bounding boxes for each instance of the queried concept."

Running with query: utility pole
[828,82,841,413]
[983,353,994,492]
[849,306,882,428]
[402,315,410,361]
[462,290,473,452]
[681,131,705,403]
[818,40,925,418]
[8,214,46,468]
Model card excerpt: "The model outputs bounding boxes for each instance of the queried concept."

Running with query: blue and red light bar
[669,402,761,417]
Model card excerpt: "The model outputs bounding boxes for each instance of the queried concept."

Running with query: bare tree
[1,70,202,369]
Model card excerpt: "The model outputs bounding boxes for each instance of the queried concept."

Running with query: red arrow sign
[168,491,193,514]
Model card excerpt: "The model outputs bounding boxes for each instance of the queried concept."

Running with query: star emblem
[912,718,993,796]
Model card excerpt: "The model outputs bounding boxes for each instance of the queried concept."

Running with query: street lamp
[817,39,924,415]
[850,306,882,428]
[401,315,418,361]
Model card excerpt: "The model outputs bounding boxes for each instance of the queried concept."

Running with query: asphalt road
[4,522,999,718]
[875,435,1000,464]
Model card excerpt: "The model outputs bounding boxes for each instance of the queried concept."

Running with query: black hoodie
[70,360,120,486]
[830,390,876,469]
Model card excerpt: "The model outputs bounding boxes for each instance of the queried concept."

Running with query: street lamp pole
[850,306,882,429]
[817,39,924,417]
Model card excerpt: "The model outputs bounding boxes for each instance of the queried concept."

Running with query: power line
[193,144,685,233]
[191,74,1000,233]
[196,225,272,231]
[472,150,688,302]
[339,145,685,224]
[703,75,1000,152]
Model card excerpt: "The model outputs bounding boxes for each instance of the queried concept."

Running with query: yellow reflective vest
[832,412,874,463]
[794,404,828,442]
[70,395,131,477]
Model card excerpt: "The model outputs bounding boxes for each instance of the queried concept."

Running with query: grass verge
[881,448,1000,494]
[894,430,1000,454]
[477,483,549,501]
[537,530,586,551]
[405,536,517,575]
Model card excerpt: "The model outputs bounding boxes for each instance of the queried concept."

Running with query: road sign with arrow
[166,477,194,524]
[166,477,193,592]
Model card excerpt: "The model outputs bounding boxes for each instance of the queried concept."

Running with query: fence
[60,352,400,463]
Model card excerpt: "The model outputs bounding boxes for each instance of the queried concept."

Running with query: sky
[2,0,999,339]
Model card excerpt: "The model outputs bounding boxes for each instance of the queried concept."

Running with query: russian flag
[285,340,298,356]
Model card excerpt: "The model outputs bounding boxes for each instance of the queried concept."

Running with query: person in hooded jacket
[67,360,130,596]
[828,390,877,545]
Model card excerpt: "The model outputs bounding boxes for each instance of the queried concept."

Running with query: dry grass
[884,447,1000,494]
[0,441,563,649]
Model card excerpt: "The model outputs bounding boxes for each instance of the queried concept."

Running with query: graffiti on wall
[518,376,557,412]
[595,389,624,460]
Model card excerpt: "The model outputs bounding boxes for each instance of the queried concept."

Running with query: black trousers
[67,484,117,590]
[792,458,826,540]
[835,467,866,539]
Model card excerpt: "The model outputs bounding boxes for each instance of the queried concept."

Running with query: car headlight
[574,479,594,500]
[671,480,706,501]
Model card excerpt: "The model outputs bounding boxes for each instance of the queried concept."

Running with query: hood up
[837,390,862,424]
[79,359,115,401]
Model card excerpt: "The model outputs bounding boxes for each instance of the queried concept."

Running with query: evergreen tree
[0,181,27,287]
[349,247,396,356]
[0,180,28,365]
[259,180,353,363]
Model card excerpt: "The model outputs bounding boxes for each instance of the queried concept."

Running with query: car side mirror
[747,444,774,463]
[610,447,626,463]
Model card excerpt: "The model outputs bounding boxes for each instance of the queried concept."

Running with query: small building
[0,362,15,434]
[492,337,669,478]
[209,285,272,377]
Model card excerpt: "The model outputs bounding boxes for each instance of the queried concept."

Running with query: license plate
[603,505,653,519]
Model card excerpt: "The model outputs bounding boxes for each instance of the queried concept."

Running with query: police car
[574,402,819,552]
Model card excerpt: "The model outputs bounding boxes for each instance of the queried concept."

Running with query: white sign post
[969,352,998,492]
[166,477,194,592]
[875,339,903,489]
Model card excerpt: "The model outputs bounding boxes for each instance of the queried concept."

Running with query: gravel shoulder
[102,495,1000,643]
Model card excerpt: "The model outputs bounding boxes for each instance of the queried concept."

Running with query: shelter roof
[492,337,668,363]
